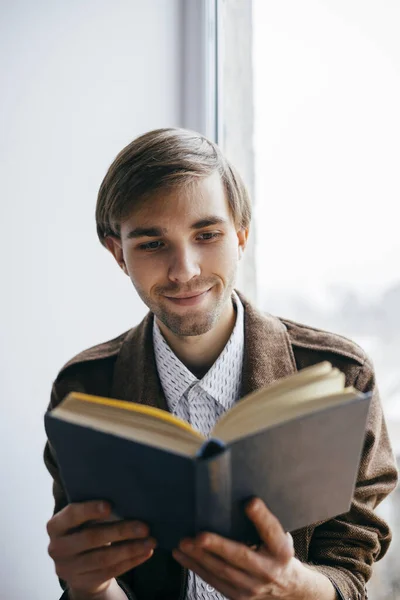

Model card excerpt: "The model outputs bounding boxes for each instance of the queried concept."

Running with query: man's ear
[237,227,249,259]
[104,236,128,275]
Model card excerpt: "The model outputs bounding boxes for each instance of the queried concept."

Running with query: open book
[45,362,371,549]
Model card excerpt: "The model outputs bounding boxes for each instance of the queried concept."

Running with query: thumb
[258,532,294,560]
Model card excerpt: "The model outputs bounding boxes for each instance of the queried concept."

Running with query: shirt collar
[153,324,197,412]
[153,291,244,412]
[200,292,244,408]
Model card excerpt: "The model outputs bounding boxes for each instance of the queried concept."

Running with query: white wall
[0,1,184,597]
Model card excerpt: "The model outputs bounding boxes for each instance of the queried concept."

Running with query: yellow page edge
[67,392,203,438]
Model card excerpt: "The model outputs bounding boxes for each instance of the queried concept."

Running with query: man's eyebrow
[126,217,228,239]
[126,226,167,239]
[191,217,228,229]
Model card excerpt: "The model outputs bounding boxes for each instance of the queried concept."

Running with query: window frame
[181,0,257,303]
[181,0,221,143]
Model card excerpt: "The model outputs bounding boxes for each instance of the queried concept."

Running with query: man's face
[107,172,248,337]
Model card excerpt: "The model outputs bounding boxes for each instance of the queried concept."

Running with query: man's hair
[95,127,251,245]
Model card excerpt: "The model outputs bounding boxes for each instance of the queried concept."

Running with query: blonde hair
[96,127,251,245]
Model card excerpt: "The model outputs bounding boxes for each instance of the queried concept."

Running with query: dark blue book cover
[45,393,371,550]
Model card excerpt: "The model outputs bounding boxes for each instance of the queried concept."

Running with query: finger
[173,545,263,593]
[77,538,156,575]
[173,550,249,600]
[246,498,293,561]
[183,533,268,579]
[47,501,111,538]
[66,551,155,591]
[57,538,156,579]
[49,520,150,559]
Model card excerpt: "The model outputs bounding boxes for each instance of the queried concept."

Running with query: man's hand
[47,501,156,600]
[172,498,336,600]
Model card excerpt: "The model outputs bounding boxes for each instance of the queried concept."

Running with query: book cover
[45,392,371,550]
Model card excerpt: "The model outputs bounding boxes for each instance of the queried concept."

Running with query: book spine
[195,439,231,538]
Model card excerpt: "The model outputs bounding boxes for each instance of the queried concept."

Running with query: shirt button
[206,584,215,592]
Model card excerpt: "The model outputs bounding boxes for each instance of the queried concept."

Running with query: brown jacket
[44,294,398,600]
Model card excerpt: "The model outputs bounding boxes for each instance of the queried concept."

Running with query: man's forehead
[122,175,231,231]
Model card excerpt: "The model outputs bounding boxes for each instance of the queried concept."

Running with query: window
[221,1,400,598]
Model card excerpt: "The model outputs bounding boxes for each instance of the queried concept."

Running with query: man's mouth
[166,290,208,299]
[163,288,211,306]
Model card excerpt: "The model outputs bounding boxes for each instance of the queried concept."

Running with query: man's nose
[167,247,201,283]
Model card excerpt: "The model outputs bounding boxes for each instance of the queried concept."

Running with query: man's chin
[158,311,215,337]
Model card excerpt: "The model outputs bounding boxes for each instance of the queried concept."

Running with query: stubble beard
[135,270,237,337]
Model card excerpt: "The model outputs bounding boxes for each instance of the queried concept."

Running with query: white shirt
[153,292,245,600]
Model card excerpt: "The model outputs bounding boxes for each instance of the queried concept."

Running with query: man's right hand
[47,500,156,599]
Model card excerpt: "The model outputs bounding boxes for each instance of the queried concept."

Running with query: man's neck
[156,299,237,379]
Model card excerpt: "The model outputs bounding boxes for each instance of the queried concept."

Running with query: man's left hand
[172,498,326,600]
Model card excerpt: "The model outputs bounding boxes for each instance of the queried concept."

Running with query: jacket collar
[110,291,297,408]
[237,291,297,396]
[111,310,167,410]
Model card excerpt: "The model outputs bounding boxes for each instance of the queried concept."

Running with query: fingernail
[132,523,147,537]
[144,538,156,550]
[252,498,262,512]
[197,534,210,548]
[180,540,194,552]
[98,501,108,514]
[286,532,294,548]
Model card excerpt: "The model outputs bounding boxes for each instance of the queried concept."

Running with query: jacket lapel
[238,292,298,397]
[110,312,167,411]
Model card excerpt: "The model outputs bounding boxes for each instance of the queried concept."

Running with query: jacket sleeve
[307,358,399,600]
[43,379,137,600]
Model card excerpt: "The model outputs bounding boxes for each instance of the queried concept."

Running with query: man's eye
[198,232,221,241]
[139,241,164,251]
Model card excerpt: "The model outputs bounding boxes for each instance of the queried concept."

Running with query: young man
[44,128,398,600]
